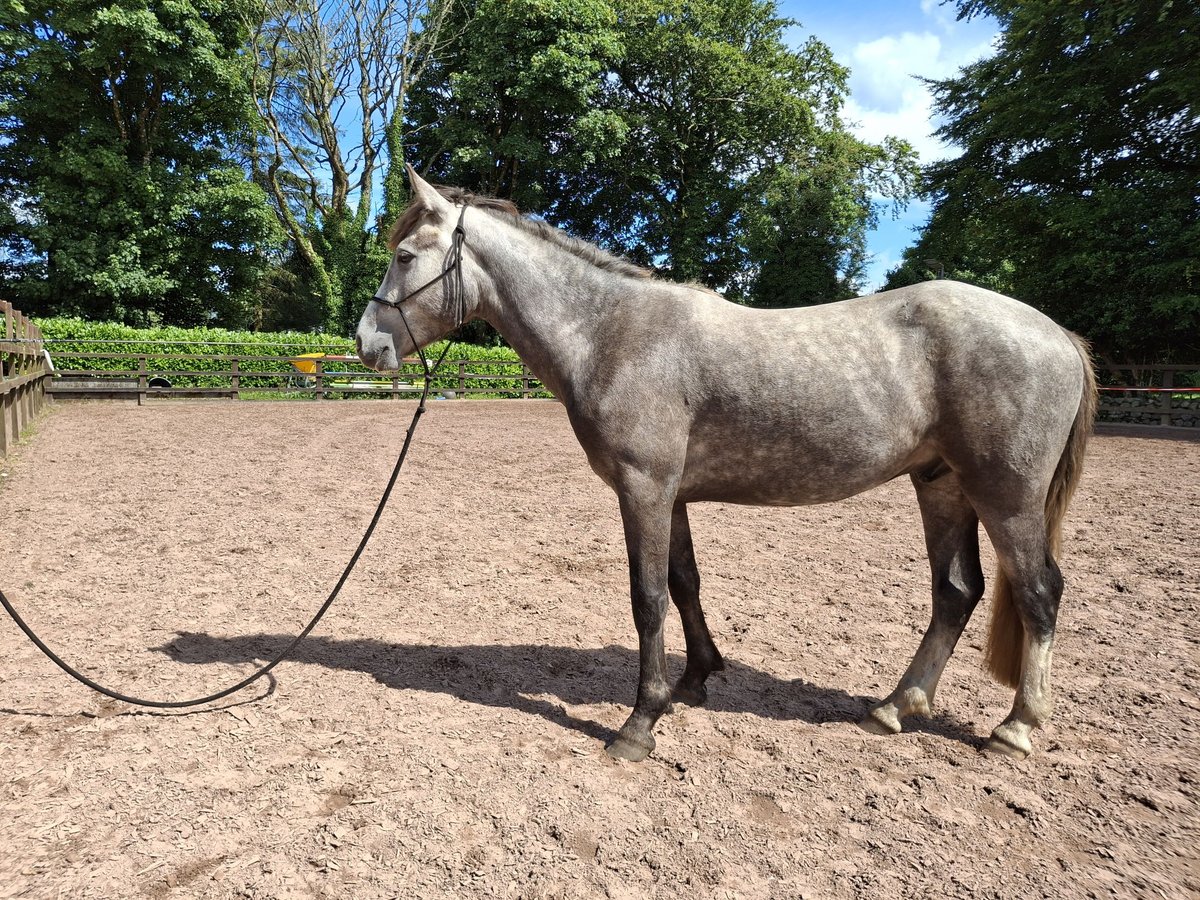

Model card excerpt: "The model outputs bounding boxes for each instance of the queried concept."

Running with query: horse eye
[396,250,415,264]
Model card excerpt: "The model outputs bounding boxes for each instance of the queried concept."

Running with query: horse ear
[406,164,454,217]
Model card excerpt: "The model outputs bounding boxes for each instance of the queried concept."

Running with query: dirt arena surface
[1,399,1196,899]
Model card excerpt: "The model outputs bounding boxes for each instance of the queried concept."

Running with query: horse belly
[678,429,932,506]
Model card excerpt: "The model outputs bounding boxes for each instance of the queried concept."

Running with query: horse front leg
[606,478,675,762]
[669,502,724,707]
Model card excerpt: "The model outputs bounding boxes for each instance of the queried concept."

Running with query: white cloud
[920,0,961,32]
[842,30,996,162]
[862,249,896,294]
[849,32,945,112]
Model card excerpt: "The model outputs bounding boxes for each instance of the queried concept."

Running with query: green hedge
[35,317,551,398]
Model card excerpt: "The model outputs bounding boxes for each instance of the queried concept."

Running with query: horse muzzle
[354,330,399,372]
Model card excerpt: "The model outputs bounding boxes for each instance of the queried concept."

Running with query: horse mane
[388,184,654,282]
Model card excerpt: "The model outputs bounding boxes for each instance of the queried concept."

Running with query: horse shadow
[153,633,982,750]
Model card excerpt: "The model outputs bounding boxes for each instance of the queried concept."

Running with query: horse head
[355,165,481,371]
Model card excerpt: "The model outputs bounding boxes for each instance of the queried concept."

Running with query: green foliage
[408,0,917,304]
[2,0,925,336]
[407,0,627,210]
[0,0,282,328]
[36,317,351,353]
[246,163,391,341]
[328,221,393,340]
[420,342,553,398]
[38,316,353,388]
[245,0,448,336]
[35,317,548,397]
[746,132,916,306]
[887,0,1200,362]
[254,250,329,333]
[593,0,910,296]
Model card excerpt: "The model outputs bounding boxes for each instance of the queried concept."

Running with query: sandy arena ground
[0,399,1196,899]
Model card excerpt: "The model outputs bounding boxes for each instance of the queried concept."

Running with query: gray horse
[356,167,1097,762]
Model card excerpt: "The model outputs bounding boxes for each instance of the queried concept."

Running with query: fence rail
[43,349,549,402]
[19,330,1200,427]
[0,301,50,457]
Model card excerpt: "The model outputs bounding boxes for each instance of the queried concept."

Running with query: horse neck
[470,219,628,401]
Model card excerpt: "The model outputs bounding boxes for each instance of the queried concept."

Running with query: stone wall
[1098,395,1200,427]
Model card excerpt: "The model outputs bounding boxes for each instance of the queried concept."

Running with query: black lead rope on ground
[0,372,438,709]
[2,208,469,710]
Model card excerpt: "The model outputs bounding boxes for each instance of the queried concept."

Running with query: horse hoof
[672,681,708,707]
[605,735,654,762]
[983,728,1032,760]
[858,705,902,736]
[983,736,1031,759]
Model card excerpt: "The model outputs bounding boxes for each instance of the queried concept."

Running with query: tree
[592,0,915,297]
[746,132,916,307]
[888,0,1200,362]
[406,0,626,211]
[0,0,281,327]
[405,0,628,342]
[408,0,917,305]
[246,0,453,334]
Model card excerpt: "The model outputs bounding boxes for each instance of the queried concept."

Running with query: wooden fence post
[137,355,147,406]
[521,364,530,399]
[1160,369,1174,427]
[0,310,50,453]
[32,321,44,416]
[0,390,9,458]
[8,378,17,444]
[22,365,32,426]
[18,314,31,425]
[2,301,12,455]
[315,359,325,399]
[10,313,22,432]
[458,360,466,397]
[231,358,240,400]
[12,326,25,439]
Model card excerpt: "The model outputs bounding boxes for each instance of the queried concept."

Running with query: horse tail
[986,332,1097,688]
[1045,333,1098,558]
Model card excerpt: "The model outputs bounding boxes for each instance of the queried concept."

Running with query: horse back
[571,280,1085,506]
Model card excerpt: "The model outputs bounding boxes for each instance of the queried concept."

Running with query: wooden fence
[43,348,1199,418]
[43,349,548,403]
[10,317,1200,429]
[1096,365,1200,428]
[0,301,50,457]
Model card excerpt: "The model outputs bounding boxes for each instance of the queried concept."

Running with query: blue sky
[776,1,999,291]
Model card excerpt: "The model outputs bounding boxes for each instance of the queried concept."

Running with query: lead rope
[0,372,437,709]
[0,215,469,711]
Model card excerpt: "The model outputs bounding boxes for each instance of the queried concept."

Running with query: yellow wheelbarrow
[287,352,420,395]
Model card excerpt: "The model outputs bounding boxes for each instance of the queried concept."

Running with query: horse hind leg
[977,511,1064,759]
[668,502,725,707]
[982,340,1091,757]
[860,473,985,735]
